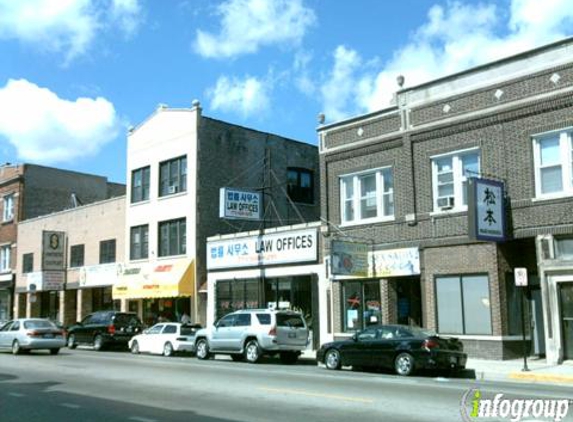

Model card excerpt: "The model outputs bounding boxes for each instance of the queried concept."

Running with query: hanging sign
[468,178,506,242]
[219,188,262,221]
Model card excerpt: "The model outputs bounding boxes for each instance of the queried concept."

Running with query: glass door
[559,283,573,360]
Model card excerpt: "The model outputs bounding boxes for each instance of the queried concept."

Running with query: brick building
[115,102,319,325]
[317,38,573,363]
[14,196,125,326]
[0,163,124,321]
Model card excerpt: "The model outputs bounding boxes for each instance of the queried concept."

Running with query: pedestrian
[180,312,190,324]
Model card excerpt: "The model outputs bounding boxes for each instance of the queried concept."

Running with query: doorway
[396,277,422,327]
[559,283,573,360]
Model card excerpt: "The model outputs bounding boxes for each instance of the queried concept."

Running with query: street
[0,349,572,422]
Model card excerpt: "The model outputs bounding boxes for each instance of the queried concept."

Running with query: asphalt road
[0,348,571,422]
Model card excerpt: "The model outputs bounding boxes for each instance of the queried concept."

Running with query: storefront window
[342,281,381,332]
[215,279,261,320]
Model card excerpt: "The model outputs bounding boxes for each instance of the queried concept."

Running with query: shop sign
[80,263,123,287]
[371,247,420,277]
[207,228,317,269]
[331,240,370,276]
[42,230,66,271]
[468,178,506,242]
[219,188,262,221]
[26,271,64,291]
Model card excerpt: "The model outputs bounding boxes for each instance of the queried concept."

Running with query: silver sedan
[0,319,66,355]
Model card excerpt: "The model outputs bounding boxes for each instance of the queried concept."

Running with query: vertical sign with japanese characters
[468,178,506,242]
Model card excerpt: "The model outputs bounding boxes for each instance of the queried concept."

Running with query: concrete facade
[14,196,126,326]
[123,103,319,324]
[318,38,573,361]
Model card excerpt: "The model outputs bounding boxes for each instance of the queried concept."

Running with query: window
[131,166,150,203]
[435,274,492,335]
[234,314,251,327]
[158,218,186,257]
[99,239,116,264]
[555,237,573,259]
[342,281,382,332]
[130,225,149,260]
[2,194,14,222]
[216,314,236,328]
[22,253,33,273]
[0,245,10,272]
[287,168,314,204]
[432,149,479,211]
[533,130,573,198]
[159,156,187,197]
[340,167,394,225]
[162,325,177,334]
[70,245,85,267]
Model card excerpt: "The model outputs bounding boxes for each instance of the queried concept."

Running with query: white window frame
[431,148,480,213]
[339,167,394,226]
[2,194,14,222]
[0,245,10,273]
[533,129,573,200]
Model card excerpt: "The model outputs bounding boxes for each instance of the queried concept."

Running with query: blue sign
[468,178,506,242]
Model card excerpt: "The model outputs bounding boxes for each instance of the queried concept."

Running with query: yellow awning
[113,260,194,300]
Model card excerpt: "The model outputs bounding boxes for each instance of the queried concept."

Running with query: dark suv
[67,311,143,351]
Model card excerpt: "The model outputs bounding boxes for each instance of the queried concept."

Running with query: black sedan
[316,325,467,376]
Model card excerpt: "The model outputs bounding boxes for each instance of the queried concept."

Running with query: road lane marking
[259,387,374,404]
[8,392,24,397]
[60,403,80,409]
[129,417,158,422]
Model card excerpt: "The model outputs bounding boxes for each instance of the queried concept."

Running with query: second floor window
[287,168,314,204]
[2,194,14,222]
[0,245,10,272]
[22,253,33,273]
[431,149,479,212]
[533,130,573,198]
[131,166,150,203]
[130,225,149,260]
[159,156,187,197]
[340,167,394,225]
[70,244,85,267]
[158,218,186,257]
[99,239,116,264]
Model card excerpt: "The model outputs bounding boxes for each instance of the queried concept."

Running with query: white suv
[194,309,309,364]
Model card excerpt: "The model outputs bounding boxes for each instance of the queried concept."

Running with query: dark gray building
[318,38,573,363]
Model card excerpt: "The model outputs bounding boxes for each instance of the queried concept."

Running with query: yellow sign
[112,260,195,300]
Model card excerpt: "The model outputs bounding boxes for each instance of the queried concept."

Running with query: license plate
[44,334,54,339]
[288,332,297,338]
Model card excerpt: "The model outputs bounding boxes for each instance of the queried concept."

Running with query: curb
[508,372,573,384]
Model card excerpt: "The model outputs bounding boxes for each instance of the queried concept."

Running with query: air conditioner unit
[168,185,178,194]
[437,196,455,210]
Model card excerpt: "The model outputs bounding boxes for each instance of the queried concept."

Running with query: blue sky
[0,0,572,183]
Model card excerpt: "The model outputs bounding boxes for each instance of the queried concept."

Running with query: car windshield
[24,320,57,329]
[114,314,141,327]
[276,314,305,328]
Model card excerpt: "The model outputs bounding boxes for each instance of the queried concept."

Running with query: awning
[112,260,195,300]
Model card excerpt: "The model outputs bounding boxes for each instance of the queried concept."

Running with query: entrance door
[530,288,546,356]
[396,278,422,327]
[559,283,573,360]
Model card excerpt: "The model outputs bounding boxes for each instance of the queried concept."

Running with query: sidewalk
[301,350,573,386]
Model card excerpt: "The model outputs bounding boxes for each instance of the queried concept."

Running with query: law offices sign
[207,228,317,269]
[468,178,506,242]
[219,188,262,221]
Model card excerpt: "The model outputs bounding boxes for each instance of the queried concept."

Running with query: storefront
[206,223,328,349]
[0,276,13,321]
[113,260,195,326]
[17,270,65,320]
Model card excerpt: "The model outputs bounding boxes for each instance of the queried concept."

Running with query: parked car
[0,318,66,355]
[129,322,202,356]
[67,311,143,351]
[194,309,309,364]
[316,324,467,376]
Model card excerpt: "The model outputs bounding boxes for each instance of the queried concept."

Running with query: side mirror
[352,333,358,342]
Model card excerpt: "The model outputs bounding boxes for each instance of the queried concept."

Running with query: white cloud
[0,79,121,164]
[194,0,315,59]
[319,0,573,121]
[0,0,143,64]
[207,75,271,117]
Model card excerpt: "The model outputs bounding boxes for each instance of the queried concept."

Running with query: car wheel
[244,339,261,363]
[11,340,21,355]
[67,334,77,349]
[195,339,210,360]
[230,354,244,362]
[324,349,341,370]
[279,352,298,365]
[130,341,140,354]
[93,335,104,351]
[394,352,415,376]
[163,342,174,357]
[50,348,60,355]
